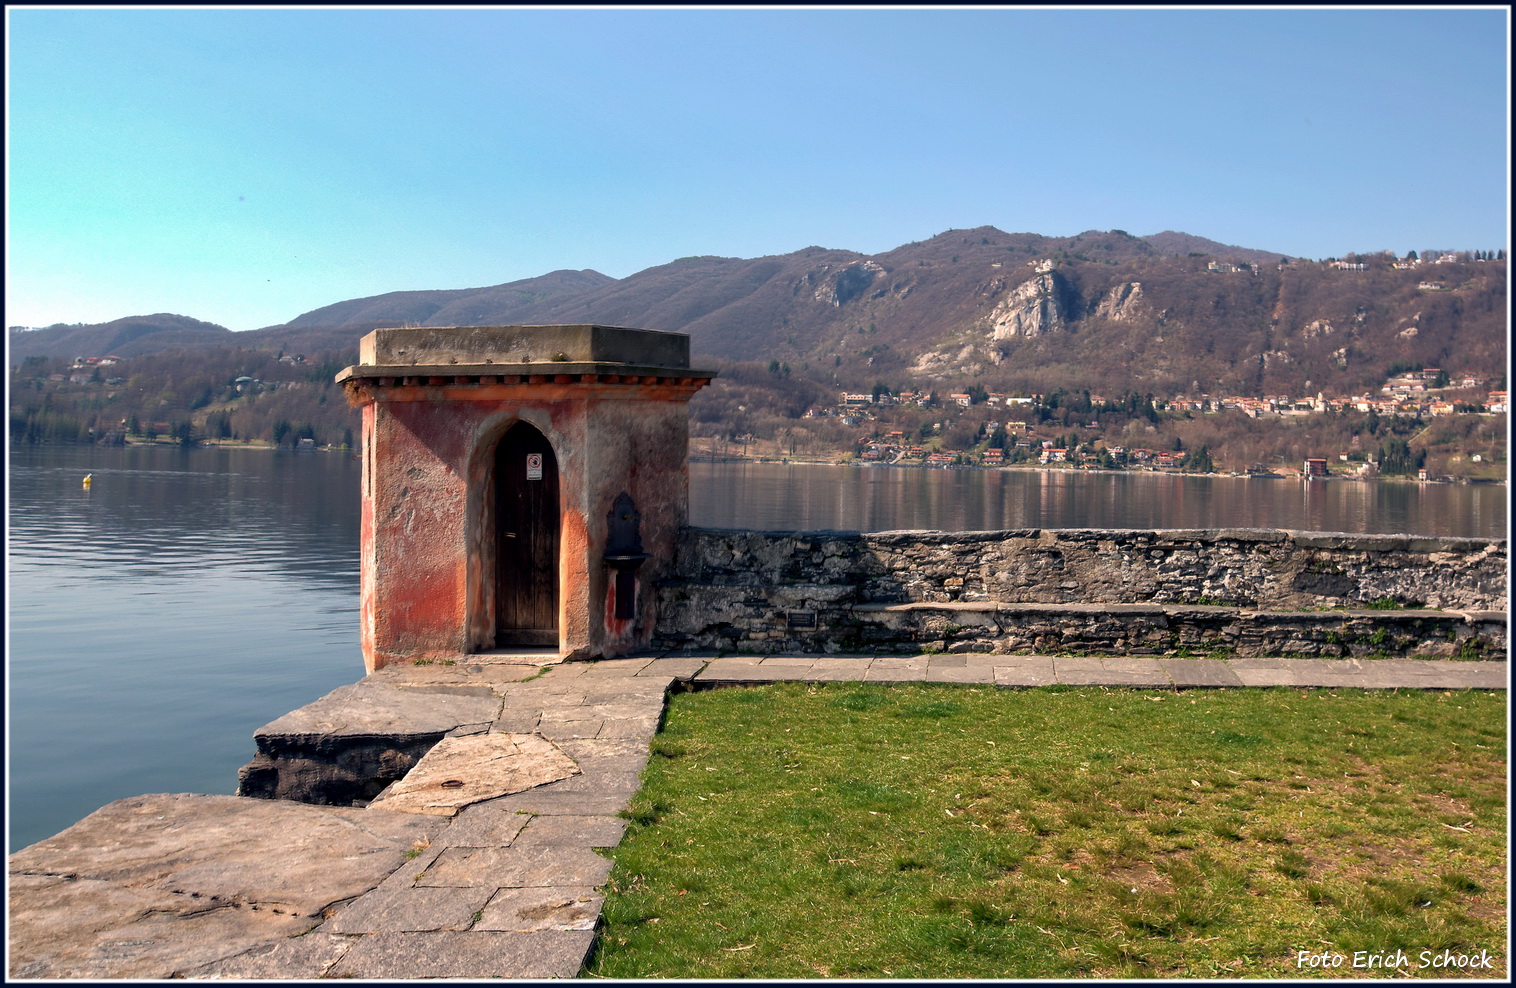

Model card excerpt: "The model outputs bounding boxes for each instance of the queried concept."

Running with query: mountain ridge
[9,228,1504,400]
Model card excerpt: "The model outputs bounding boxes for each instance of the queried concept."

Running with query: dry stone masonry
[654,528,1507,659]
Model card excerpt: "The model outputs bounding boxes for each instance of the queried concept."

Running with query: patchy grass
[589,684,1506,979]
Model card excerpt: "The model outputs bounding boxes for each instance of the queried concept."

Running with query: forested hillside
[9,228,1505,477]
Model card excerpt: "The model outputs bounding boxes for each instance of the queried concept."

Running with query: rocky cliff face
[988,272,1068,339]
[812,261,884,307]
[1095,281,1145,321]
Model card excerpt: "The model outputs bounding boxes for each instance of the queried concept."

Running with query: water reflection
[8,444,364,852]
[688,462,1505,538]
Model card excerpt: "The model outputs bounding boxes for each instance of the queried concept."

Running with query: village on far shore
[694,365,1507,484]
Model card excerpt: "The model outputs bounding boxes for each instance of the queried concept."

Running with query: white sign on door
[526,453,543,481]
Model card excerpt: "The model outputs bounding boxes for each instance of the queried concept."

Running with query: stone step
[848,601,1505,659]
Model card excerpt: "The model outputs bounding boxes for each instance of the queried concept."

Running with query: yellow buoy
[83,474,92,489]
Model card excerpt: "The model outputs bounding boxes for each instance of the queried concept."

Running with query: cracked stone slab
[556,737,654,760]
[637,656,709,679]
[476,887,604,932]
[322,884,496,934]
[596,716,663,739]
[10,793,441,915]
[8,794,440,979]
[488,789,637,817]
[6,873,317,979]
[574,658,657,676]
[255,682,504,745]
[535,768,645,794]
[416,845,614,889]
[512,814,629,848]
[367,733,580,817]
[438,803,533,848]
[175,932,358,979]
[325,929,596,979]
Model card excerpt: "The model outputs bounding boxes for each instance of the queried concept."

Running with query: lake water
[6,444,1506,851]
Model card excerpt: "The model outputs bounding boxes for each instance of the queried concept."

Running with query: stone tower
[338,325,714,671]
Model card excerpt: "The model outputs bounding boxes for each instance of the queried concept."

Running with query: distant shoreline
[688,454,1503,484]
[15,438,1507,486]
[688,454,1508,486]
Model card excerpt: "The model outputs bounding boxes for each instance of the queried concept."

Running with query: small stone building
[338,325,714,671]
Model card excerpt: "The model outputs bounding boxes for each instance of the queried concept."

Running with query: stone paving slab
[438,802,533,848]
[638,656,710,680]
[695,660,809,683]
[595,716,663,739]
[492,789,637,817]
[255,682,504,744]
[476,887,603,932]
[536,716,606,738]
[7,794,443,979]
[366,733,579,817]
[1097,656,1174,686]
[417,845,614,889]
[1159,658,1245,687]
[923,663,997,684]
[513,814,629,848]
[322,884,494,934]
[1054,655,1164,686]
[6,873,316,980]
[537,765,646,794]
[324,929,596,979]
[10,793,441,916]
[992,656,1058,687]
[176,931,358,979]
[864,656,930,682]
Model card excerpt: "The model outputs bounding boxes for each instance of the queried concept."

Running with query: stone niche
[338,325,714,671]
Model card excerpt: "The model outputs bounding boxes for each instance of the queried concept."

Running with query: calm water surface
[688,460,1507,537]
[7,446,1505,851]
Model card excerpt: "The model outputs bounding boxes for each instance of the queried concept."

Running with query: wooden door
[495,423,559,646]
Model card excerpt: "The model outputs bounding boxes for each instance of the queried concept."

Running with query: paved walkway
[8,652,1506,979]
[693,652,1510,690]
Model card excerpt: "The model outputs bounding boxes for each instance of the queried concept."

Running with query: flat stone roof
[357,325,690,369]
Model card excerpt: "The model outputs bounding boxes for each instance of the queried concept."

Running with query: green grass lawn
[587,683,1507,979]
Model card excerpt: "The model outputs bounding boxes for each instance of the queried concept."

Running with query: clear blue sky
[6,5,1510,332]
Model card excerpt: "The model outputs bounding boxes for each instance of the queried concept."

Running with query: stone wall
[652,528,1507,658]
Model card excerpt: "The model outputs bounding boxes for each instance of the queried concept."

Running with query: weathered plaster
[340,326,712,671]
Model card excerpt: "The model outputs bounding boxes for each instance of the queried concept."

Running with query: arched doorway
[494,422,559,646]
